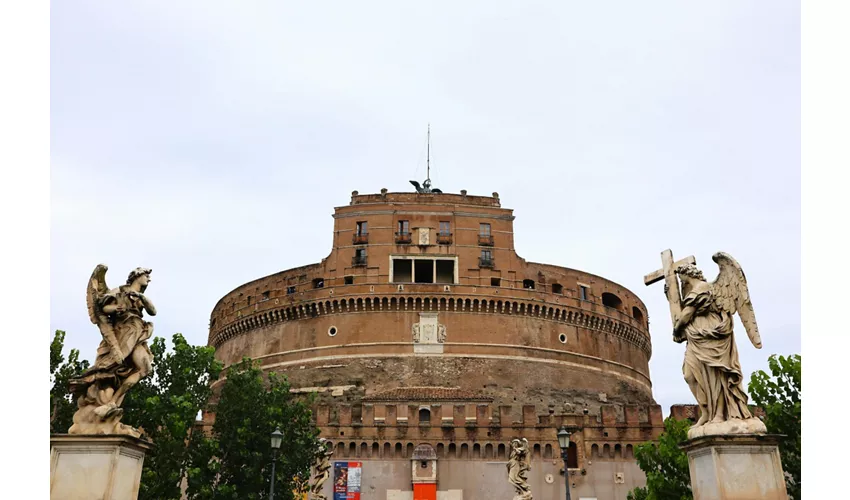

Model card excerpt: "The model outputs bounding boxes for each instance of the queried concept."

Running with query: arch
[484,443,494,458]
[625,444,634,459]
[437,443,445,458]
[440,298,447,310]
[382,297,389,310]
[614,444,622,458]
[567,442,578,468]
[602,443,611,458]
[449,298,456,311]
[406,442,414,458]
[372,442,379,457]
[543,444,553,459]
[336,442,346,457]
[591,444,599,458]
[383,442,392,458]
[465,298,472,310]
[473,443,481,458]
[419,408,431,425]
[473,299,480,312]
[460,443,469,458]
[497,443,507,459]
[415,297,422,310]
[395,442,403,457]
[602,292,623,310]
[448,443,457,458]
[533,443,541,459]
[632,306,644,323]
[360,442,368,457]
[349,442,357,457]
[390,297,397,310]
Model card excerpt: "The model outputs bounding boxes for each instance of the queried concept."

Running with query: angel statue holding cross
[645,251,767,439]
[67,264,156,438]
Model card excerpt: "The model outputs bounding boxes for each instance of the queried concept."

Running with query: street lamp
[557,426,572,500]
[269,427,283,500]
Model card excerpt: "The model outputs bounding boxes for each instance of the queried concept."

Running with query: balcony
[352,233,369,245]
[478,234,494,246]
[437,232,453,245]
[478,257,495,268]
[352,255,368,267]
[395,231,412,244]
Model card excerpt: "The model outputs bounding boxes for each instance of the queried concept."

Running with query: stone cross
[643,249,695,324]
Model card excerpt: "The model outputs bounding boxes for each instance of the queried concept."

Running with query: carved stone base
[687,417,767,440]
[50,434,152,500]
[680,434,788,500]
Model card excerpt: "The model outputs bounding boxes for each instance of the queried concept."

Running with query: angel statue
[310,438,333,500]
[68,265,156,438]
[507,438,532,500]
[654,251,767,440]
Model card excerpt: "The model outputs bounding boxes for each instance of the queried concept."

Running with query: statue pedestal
[50,434,152,500]
[680,434,788,500]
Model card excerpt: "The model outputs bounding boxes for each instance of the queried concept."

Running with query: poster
[333,461,361,500]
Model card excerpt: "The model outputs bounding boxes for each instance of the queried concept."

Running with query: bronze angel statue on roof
[659,252,767,439]
[68,265,156,438]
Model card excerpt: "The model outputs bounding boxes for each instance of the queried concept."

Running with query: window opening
[579,285,588,301]
[523,279,535,290]
[313,278,324,289]
[552,283,563,294]
[393,259,413,283]
[491,277,501,287]
[435,260,454,284]
[287,286,296,295]
[344,276,354,285]
[602,292,623,310]
[414,260,434,283]
[418,408,431,425]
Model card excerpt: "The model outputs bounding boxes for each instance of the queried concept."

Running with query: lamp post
[557,426,572,500]
[269,427,283,500]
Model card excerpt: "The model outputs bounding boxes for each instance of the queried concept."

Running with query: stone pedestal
[50,434,152,500]
[681,434,788,500]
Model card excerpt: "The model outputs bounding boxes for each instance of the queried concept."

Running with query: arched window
[473,443,481,458]
[498,443,507,459]
[543,444,553,459]
[372,442,379,457]
[460,443,469,458]
[602,292,623,310]
[360,442,368,457]
[632,306,644,323]
[591,444,599,458]
[406,443,414,458]
[349,442,357,457]
[533,444,541,459]
[419,408,431,425]
[437,443,445,458]
[448,443,457,458]
[484,443,494,458]
[395,443,403,457]
[383,442,392,458]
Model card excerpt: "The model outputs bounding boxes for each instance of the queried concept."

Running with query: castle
[206,187,665,499]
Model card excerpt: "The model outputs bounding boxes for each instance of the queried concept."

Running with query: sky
[51,1,800,416]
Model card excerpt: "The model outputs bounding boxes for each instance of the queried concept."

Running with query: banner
[333,461,361,500]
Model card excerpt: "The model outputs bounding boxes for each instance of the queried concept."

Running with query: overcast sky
[51,1,799,416]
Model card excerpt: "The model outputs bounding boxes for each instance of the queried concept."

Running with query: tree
[186,358,319,500]
[50,330,90,433]
[749,354,801,499]
[627,417,692,500]
[122,334,224,500]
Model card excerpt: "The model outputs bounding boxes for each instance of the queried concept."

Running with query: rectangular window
[344,276,354,285]
[435,260,454,284]
[579,285,588,301]
[393,259,413,283]
[398,220,409,233]
[287,286,296,295]
[491,277,501,287]
[356,221,368,236]
[481,249,492,260]
[414,259,434,283]
[439,221,450,235]
[312,278,324,289]
[479,223,491,236]
[262,291,270,301]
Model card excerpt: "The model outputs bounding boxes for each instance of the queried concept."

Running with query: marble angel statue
[507,438,532,500]
[311,438,333,500]
[666,252,767,439]
[68,265,156,437]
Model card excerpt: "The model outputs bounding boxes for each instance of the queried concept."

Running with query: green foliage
[627,417,692,500]
[186,358,319,500]
[122,334,224,500]
[50,330,90,433]
[749,354,801,499]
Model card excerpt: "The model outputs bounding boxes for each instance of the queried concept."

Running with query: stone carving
[68,265,156,438]
[646,251,767,439]
[311,438,333,500]
[437,324,447,343]
[412,324,421,343]
[507,438,532,500]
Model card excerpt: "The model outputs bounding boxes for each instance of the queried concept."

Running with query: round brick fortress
[208,190,655,411]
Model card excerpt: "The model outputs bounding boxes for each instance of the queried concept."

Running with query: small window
[579,285,588,301]
[602,292,623,310]
[633,306,645,323]
[439,221,450,235]
[479,223,491,236]
[419,408,431,425]
[523,279,535,290]
[552,283,563,294]
[287,286,296,295]
[481,249,492,260]
[262,291,270,301]
[344,276,354,285]
[558,333,567,344]
[398,220,409,233]
[313,278,324,289]
[436,260,454,284]
[247,296,253,305]
[491,277,501,287]
[210,318,216,329]
[328,326,338,337]
[356,221,368,236]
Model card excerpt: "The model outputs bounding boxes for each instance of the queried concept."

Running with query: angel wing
[431,188,443,193]
[409,180,423,192]
[711,252,762,349]
[86,264,110,325]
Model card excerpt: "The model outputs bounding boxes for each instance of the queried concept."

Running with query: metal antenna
[426,123,431,183]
